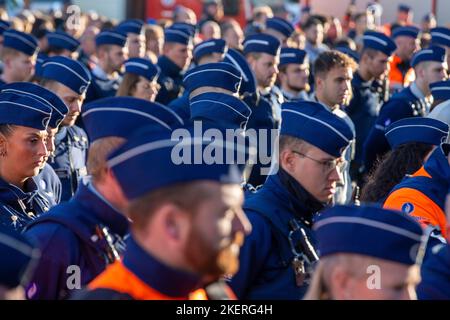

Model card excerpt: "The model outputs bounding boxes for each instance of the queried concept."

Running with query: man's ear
[0,134,8,156]
[159,203,191,244]
[279,148,297,173]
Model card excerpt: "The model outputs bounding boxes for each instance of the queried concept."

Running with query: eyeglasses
[291,150,347,174]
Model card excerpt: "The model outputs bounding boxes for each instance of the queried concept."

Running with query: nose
[70,101,81,114]
[38,139,48,158]
[329,164,344,184]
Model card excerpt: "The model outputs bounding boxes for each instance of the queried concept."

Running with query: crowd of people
[0,0,448,300]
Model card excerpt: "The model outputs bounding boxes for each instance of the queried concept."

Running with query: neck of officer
[97,60,115,77]
[315,89,338,111]
[414,77,431,97]
[92,178,128,215]
[1,67,20,84]
[357,64,374,82]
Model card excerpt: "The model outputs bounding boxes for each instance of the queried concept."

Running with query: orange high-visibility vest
[389,55,415,90]
[88,260,209,300]
[384,166,447,236]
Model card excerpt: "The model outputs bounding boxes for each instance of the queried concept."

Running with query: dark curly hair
[360,142,434,203]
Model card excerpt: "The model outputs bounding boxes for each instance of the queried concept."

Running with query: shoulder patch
[401,202,415,214]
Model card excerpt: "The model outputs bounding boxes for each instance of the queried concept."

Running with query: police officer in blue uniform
[265,16,295,47]
[72,122,251,300]
[228,101,354,299]
[278,48,310,102]
[430,26,450,69]
[85,30,127,103]
[364,45,448,173]
[0,224,40,300]
[0,30,39,86]
[0,82,69,206]
[40,56,92,201]
[169,62,243,121]
[346,31,397,181]
[191,38,227,66]
[0,92,53,232]
[155,25,193,105]
[24,97,180,300]
[417,225,450,300]
[306,204,424,300]
[46,30,81,59]
[167,39,228,116]
[116,19,146,59]
[242,33,282,187]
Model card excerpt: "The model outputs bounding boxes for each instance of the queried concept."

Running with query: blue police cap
[0,224,40,288]
[117,19,145,35]
[431,27,450,47]
[82,97,180,142]
[280,101,354,157]
[3,29,39,56]
[164,25,192,45]
[362,30,397,56]
[223,48,257,96]
[430,80,450,101]
[411,45,446,68]
[0,91,51,130]
[243,33,281,56]
[47,30,80,52]
[124,58,160,82]
[41,56,92,95]
[183,62,242,94]
[171,22,196,37]
[314,204,424,266]
[193,39,227,62]
[335,46,360,62]
[95,30,127,47]
[190,92,251,130]
[398,4,411,12]
[266,17,295,38]
[279,48,308,67]
[0,19,11,35]
[107,124,252,200]
[392,26,420,39]
[385,117,449,149]
[1,82,68,129]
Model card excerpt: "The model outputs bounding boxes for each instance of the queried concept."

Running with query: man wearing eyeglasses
[228,101,354,300]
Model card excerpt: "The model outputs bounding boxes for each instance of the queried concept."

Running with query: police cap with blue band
[279,48,308,67]
[392,26,420,39]
[1,82,68,129]
[362,30,397,56]
[193,39,227,62]
[385,117,449,149]
[431,27,450,48]
[411,45,446,68]
[124,58,160,82]
[430,80,450,101]
[266,17,295,38]
[280,101,354,157]
[164,25,192,46]
[0,20,10,35]
[82,96,180,142]
[314,204,424,266]
[41,56,92,95]
[243,33,281,56]
[0,91,51,130]
[95,30,127,47]
[224,48,257,96]
[183,62,242,94]
[3,29,39,56]
[47,30,80,52]
[117,19,145,35]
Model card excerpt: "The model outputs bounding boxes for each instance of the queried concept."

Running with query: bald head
[174,6,197,25]
[201,20,221,40]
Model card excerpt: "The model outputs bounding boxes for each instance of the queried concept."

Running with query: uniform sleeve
[24,223,79,300]
[227,210,273,299]
[383,188,446,232]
